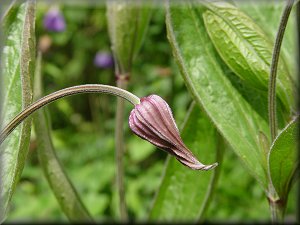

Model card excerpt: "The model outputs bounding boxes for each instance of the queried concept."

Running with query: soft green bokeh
[4,1,297,223]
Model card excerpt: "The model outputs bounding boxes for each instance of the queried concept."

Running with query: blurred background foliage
[6,2,297,223]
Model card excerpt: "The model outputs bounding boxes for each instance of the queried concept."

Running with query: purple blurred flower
[43,7,66,32]
[129,95,218,170]
[94,52,114,68]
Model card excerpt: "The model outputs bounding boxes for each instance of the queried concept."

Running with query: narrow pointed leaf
[106,1,152,73]
[268,116,299,200]
[34,111,94,222]
[0,1,35,221]
[33,53,93,222]
[166,2,270,189]
[202,1,294,113]
[149,103,223,221]
[233,0,297,82]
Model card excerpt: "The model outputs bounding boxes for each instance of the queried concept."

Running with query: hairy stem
[268,0,294,141]
[0,84,140,145]
[268,0,294,223]
[115,75,129,221]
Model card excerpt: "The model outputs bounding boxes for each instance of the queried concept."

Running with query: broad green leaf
[106,1,152,73]
[166,2,270,189]
[33,53,93,222]
[202,1,294,113]
[0,1,35,221]
[149,102,223,222]
[268,116,299,200]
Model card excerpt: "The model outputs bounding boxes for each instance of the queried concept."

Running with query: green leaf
[202,1,294,113]
[33,53,93,222]
[106,1,152,73]
[268,116,299,200]
[233,0,297,83]
[149,103,223,221]
[0,1,35,221]
[166,2,270,189]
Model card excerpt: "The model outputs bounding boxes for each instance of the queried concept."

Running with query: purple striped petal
[129,95,218,171]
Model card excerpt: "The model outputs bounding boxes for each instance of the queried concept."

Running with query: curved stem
[0,84,140,145]
[268,0,294,141]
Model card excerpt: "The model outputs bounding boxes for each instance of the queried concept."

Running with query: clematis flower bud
[129,95,218,170]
